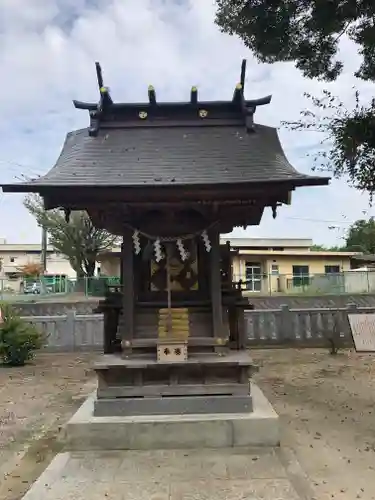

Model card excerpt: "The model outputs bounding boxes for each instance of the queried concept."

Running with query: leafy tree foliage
[17,262,43,277]
[310,244,346,252]
[284,90,375,193]
[345,217,375,254]
[215,0,375,81]
[312,218,375,254]
[215,0,375,194]
[0,302,45,366]
[24,195,119,278]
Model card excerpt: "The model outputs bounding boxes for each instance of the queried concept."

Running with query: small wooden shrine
[2,61,329,417]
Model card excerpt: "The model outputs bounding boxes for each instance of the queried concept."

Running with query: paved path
[21,447,313,500]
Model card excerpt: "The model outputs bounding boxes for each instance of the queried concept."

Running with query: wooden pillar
[209,227,224,342]
[120,241,124,286]
[120,228,134,355]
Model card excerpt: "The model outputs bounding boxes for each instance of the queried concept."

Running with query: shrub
[0,303,45,366]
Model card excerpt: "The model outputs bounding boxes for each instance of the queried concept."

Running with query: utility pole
[16,172,48,284]
[39,225,48,294]
[40,225,47,273]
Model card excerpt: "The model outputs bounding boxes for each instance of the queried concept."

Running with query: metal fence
[0,276,120,302]
[233,270,375,295]
[3,270,375,302]
[21,303,368,352]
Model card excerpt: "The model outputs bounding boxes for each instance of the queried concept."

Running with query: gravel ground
[0,349,374,500]
[252,348,375,500]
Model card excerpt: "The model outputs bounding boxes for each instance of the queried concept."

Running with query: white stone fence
[21,303,367,351]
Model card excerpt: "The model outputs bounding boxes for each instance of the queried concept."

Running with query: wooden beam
[88,110,101,136]
[120,240,124,286]
[99,86,113,107]
[72,96,271,111]
[209,226,224,343]
[240,59,247,89]
[95,61,113,107]
[100,117,243,129]
[95,61,104,89]
[148,85,156,105]
[232,83,243,104]
[240,94,255,132]
[119,228,134,356]
[190,86,198,104]
[247,95,272,106]
[73,100,97,111]
[39,184,303,209]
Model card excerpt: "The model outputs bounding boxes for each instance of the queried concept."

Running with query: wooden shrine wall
[134,307,229,339]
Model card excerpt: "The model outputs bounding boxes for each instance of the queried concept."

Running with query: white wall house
[0,239,76,290]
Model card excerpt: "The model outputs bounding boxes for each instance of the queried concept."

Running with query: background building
[1,237,371,295]
[0,239,76,290]
[228,238,358,294]
[98,237,363,295]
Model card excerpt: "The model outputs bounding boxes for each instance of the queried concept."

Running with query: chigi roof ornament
[232,60,271,132]
[81,62,114,137]
[72,59,272,136]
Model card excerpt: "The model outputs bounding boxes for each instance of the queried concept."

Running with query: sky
[0,0,374,246]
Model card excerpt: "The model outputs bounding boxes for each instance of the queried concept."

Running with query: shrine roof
[1,124,328,192]
[1,60,330,194]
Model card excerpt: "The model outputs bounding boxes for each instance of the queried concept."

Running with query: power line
[0,159,45,179]
[0,159,33,169]
[284,213,374,225]
[285,216,350,224]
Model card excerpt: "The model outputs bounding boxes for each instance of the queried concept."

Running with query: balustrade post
[279,304,292,342]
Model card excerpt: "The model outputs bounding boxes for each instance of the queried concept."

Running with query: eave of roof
[1,124,330,193]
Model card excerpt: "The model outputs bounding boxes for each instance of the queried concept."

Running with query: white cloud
[0,0,373,245]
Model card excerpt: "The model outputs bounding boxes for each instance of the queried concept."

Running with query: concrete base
[94,393,253,416]
[21,447,309,500]
[63,383,280,450]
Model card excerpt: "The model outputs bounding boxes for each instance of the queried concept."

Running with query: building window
[6,272,20,281]
[245,262,262,292]
[10,257,16,263]
[325,265,340,274]
[292,265,310,287]
[271,264,279,275]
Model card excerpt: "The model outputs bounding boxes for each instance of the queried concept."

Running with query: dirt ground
[252,349,375,500]
[0,349,374,500]
[0,353,98,500]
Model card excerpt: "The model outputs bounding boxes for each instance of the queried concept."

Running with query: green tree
[284,90,375,193]
[310,244,346,252]
[215,1,375,81]
[215,1,375,194]
[345,217,375,254]
[24,195,119,278]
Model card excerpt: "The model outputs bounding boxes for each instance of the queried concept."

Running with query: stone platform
[62,383,279,450]
[21,447,309,500]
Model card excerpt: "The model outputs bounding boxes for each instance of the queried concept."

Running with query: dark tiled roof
[2,124,329,190]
